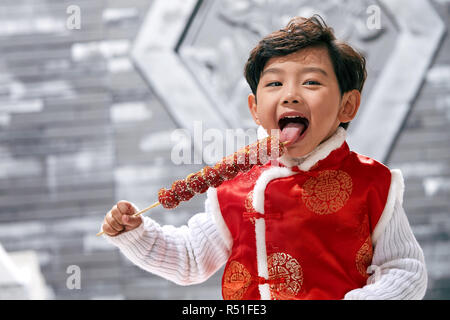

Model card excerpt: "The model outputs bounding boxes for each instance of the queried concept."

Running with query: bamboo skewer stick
[96,201,160,236]
[132,201,161,217]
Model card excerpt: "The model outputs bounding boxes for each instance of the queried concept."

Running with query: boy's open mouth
[278,114,309,146]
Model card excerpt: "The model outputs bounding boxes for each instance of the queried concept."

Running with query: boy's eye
[303,80,321,85]
[266,81,282,87]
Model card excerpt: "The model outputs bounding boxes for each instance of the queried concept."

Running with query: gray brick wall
[0,0,223,300]
[388,0,450,299]
[0,0,448,299]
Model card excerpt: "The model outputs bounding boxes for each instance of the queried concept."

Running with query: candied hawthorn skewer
[157,135,285,210]
[97,136,285,236]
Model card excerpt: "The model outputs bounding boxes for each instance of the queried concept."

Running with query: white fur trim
[206,187,233,251]
[278,127,347,171]
[252,165,296,299]
[259,284,271,300]
[255,218,269,279]
[371,169,405,245]
[252,167,295,213]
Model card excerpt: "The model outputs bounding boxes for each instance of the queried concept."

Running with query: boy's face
[248,46,360,158]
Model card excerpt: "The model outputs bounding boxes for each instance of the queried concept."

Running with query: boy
[101,16,427,300]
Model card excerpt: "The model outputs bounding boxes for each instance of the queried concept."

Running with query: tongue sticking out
[280,122,305,146]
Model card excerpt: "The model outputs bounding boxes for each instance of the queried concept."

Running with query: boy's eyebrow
[301,67,328,77]
[261,66,328,77]
[261,67,284,77]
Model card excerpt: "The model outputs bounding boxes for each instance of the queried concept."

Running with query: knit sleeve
[102,197,231,286]
[343,198,428,299]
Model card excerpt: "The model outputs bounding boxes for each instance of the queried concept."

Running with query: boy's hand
[101,200,142,237]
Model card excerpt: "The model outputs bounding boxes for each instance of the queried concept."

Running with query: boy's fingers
[110,206,124,225]
[102,201,141,236]
[122,214,142,228]
[117,200,136,216]
[106,213,124,232]
[102,222,119,237]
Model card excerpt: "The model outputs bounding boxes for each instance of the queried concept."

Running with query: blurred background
[0,0,448,299]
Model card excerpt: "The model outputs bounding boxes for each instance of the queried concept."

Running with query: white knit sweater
[104,130,428,299]
[105,190,427,299]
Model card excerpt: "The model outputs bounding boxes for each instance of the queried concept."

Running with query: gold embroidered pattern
[244,190,255,213]
[223,261,252,300]
[302,170,352,215]
[355,237,373,278]
[267,252,303,300]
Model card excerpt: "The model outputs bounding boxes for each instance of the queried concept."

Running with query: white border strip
[206,187,233,251]
[252,166,295,299]
[298,127,346,171]
[371,169,405,246]
[252,167,295,213]
[277,127,346,171]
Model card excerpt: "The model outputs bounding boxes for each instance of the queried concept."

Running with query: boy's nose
[283,97,299,104]
[282,91,300,105]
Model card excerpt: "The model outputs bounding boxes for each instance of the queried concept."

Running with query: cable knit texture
[344,199,428,300]
[105,208,231,285]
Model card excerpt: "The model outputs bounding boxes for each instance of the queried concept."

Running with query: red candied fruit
[215,155,240,180]
[158,188,180,209]
[270,136,285,158]
[172,180,195,201]
[257,138,270,165]
[247,142,261,165]
[202,166,223,188]
[234,147,253,172]
[258,136,284,164]
[186,172,209,194]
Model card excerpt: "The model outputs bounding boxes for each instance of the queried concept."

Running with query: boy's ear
[248,93,261,125]
[338,90,361,123]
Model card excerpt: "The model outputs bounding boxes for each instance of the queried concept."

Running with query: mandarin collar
[275,127,348,172]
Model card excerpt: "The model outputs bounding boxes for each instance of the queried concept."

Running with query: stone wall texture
[0,0,448,299]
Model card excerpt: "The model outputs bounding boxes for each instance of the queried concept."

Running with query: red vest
[216,141,391,300]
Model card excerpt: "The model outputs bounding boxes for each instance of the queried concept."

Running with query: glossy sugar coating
[158,136,284,209]
[202,166,224,188]
[172,180,195,201]
[186,172,209,194]
[234,146,253,172]
[215,155,240,180]
[158,188,180,209]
